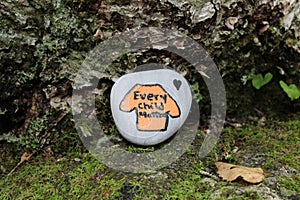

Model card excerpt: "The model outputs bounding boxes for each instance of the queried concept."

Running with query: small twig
[254,108,264,116]
[7,150,37,176]
[199,170,220,181]
[7,134,48,176]
[226,121,243,128]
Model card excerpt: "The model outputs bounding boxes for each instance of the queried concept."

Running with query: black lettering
[139,112,168,118]
[155,102,164,110]
[134,91,139,100]
[138,103,143,109]
[147,93,154,101]
[139,111,147,117]
[140,93,146,100]
[144,103,153,110]
[160,94,167,104]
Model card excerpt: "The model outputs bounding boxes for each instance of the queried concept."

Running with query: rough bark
[0,0,299,149]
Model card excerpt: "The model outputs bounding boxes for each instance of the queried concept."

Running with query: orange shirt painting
[120,84,181,131]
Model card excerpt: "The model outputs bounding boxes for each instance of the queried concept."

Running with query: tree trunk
[0,0,299,149]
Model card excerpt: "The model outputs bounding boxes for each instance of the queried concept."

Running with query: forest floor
[1,117,299,199]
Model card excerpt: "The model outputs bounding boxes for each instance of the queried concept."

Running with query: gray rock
[110,68,192,146]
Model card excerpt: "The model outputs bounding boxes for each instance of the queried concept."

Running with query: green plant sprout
[252,73,273,89]
[0,108,7,115]
[279,80,300,101]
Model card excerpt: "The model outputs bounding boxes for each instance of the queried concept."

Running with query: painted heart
[173,79,182,90]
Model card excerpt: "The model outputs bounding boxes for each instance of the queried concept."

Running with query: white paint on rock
[110,69,192,146]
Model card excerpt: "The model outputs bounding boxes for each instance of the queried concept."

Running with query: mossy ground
[1,118,299,199]
[1,1,299,199]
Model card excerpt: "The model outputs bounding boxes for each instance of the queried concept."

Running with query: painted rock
[110,68,192,146]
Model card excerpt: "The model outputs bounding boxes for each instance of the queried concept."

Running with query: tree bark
[0,0,299,146]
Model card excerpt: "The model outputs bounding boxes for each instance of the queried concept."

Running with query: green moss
[126,146,155,153]
[212,187,264,200]
[280,175,300,194]
[0,154,123,200]
[1,115,299,200]
[164,168,214,199]
[218,120,300,170]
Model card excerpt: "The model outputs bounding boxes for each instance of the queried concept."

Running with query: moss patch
[1,118,299,199]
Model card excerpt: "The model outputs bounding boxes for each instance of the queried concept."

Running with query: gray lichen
[0,0,96,142]
[0,0,299,148]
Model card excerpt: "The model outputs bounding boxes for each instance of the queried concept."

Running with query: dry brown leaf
[8,151,36,176]
[215,162,264,184]
[20,152,31,162]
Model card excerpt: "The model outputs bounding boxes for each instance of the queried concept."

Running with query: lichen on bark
[0,0,299,149]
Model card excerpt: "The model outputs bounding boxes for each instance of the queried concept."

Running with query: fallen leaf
[215,162,264,183]
[20,152,31,162]
[8,151,36,176]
